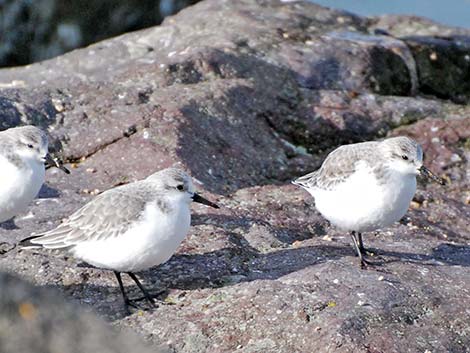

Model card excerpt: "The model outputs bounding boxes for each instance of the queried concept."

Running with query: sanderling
[0,125,69,224]
[293,136,445,268]
[20,168,219,310]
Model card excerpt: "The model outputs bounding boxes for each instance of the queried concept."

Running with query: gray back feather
[29,181,170,249]
[293,141,384,191]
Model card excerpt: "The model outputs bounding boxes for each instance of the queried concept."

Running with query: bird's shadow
[52,213,470,319]
[0,219,19,230]
[37,183,61,199]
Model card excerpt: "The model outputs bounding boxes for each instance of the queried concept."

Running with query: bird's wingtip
[291,176,309,188]
[18,235,42,249]
[291,171,317,189]
[291,179,300,186]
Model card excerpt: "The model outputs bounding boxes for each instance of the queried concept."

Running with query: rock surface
[0,0,469,352]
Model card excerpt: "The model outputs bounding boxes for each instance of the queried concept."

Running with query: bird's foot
[359,256,374,269]
[360,247,378,258]
[359,254,388,270]
[123,296,156,313]
[132,290,170,306]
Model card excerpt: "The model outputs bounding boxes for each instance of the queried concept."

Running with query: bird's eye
[401,155,409,160]
[176,184,184,191]
[27,144,34,149]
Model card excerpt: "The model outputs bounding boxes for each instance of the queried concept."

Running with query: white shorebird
[20,168,219,310]
[0,125,69,224]
[293,136,445,267]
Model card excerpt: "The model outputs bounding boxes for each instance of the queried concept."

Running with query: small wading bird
[20,168,219,310]
[0,125,69,224]
[293,136,445,268]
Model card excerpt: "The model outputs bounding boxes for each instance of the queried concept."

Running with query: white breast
[309,163,416,232]
[72,199,191,272]
[0,155,45,223]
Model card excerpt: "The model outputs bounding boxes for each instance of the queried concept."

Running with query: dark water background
[309,0,470,28]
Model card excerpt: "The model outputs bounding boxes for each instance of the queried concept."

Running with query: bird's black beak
[44,153,70,174]
[192,193,219,208]
[419,165,445,185]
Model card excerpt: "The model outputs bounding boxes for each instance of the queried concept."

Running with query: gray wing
[293,141,379,191]
[29,185,150,249]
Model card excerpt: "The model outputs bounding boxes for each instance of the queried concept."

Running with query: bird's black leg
[357,232,377,256]
[350,231,371,269]
[127,272,156,307]
[350,231,362,258]
[114,271,135,310]
[357,232,365,254]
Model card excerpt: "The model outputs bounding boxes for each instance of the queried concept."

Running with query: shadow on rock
[0,219,19,230]
[37,183,61,199]
[431,243,470,266]
[359,244,470,268]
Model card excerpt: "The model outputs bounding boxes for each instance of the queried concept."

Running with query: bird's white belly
[0,155,45,223]
[311,167,416,232]
[72,202,191,272]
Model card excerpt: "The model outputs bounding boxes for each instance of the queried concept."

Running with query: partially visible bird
[293,136,445,268]
[20,168,219,310]
[0,125,69,224]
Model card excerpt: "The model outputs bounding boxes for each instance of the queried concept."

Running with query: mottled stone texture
[0,1,469,352]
